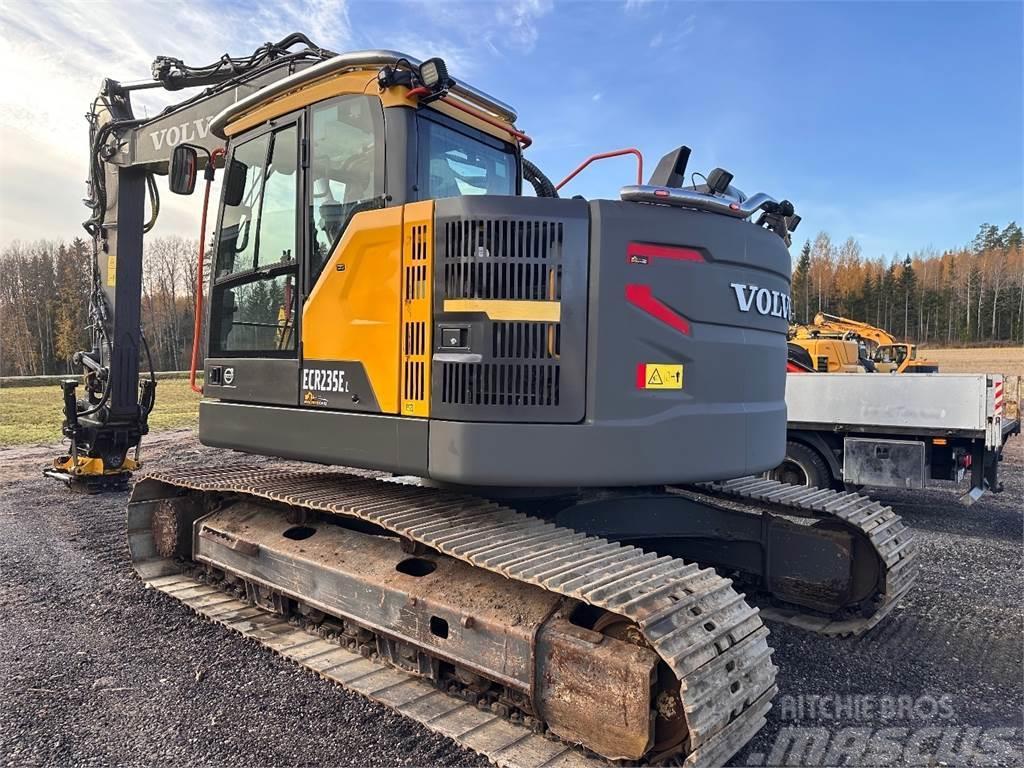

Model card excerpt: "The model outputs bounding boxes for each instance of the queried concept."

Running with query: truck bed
[786,373,1008,439]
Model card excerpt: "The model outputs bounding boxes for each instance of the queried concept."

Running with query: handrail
[555,148,644,191]
[619,185,781,219]
[408,90,533,149]
[189,147,225,395]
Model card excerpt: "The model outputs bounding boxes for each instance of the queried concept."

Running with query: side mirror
[224,158,248,207]
[169,145,198,195]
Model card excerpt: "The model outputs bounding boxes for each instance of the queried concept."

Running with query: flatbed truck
[774,373,1020,504]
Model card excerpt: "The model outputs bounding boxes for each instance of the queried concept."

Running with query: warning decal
[636,363,683,390]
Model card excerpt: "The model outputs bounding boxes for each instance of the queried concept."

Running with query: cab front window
[418,113,517,199]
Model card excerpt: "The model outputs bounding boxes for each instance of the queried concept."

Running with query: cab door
[203,112,303,405]
[299,94,400,414]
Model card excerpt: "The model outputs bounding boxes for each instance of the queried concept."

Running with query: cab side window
[215,133,267,278]
[211,124,299,355]
[308,95,385,284]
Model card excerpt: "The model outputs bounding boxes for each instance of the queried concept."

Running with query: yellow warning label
[106,253,117,287]
[640,363,683,390]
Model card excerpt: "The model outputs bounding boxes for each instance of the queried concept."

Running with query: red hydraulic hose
[189,147,225,395]
[555,148,644,192]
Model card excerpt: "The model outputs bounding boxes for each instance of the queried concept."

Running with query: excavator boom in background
[46,35,916,766]
[799,311,940,373]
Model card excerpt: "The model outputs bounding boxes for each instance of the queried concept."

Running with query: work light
[419,58,451,91]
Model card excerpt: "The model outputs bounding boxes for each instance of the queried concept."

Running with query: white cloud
[624,0,653,12]
[651,13,697,52]
[0,1,357,245]
[496,0,554,52]
[0,0,557,247]
[382,32,477,77]
[681,12,697,38]
[592,93,603,102]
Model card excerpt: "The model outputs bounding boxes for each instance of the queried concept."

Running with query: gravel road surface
[1,431,1021,767]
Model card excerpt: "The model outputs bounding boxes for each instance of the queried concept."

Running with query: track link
[143,572,606,768]
[695,477,918,636]
[129,465,779,767]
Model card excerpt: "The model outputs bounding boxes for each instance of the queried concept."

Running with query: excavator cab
[160,53,798,487]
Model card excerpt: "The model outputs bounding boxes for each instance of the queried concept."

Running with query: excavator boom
[47,35,336,489]
[813,311,897,346]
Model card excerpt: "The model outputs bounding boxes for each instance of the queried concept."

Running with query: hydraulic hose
[523,158,558,198]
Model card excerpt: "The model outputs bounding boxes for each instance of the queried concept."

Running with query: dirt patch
[0,433,486,768]
[1,430,1021,766]
[922,346,1024,378]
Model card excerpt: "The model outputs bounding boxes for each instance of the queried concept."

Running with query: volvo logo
[730,283,791,318]
[147,116,214,151]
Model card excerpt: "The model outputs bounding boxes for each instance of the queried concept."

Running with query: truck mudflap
[128,465,778,767]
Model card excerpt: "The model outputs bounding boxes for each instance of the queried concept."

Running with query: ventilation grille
[431,202,586,423]
[443,220,564,300]
[492,322,560,359]
[441,363,560,407]
[403,321,427,402]
[401,222,431,416]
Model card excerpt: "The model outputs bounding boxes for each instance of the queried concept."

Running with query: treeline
[1,237,200,377]
[2,222,1021,377]
[791,222,1024,345]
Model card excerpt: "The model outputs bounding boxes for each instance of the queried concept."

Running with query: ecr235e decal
[300,362,380,412]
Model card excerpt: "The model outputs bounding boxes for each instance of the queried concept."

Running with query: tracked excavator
[47,35,917,767]
[797,312,939,373]
[787,327,871,373]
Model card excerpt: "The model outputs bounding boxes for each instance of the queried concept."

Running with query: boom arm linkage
[806,312,939,373]
[812,312,898,347]
[49,35,334,488]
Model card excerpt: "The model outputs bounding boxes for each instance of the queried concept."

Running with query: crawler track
[129,465,779,767]
[143,572,606,768]
[695,477,918,636]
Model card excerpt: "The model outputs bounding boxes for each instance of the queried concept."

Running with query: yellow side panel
[400,201,434,417]
[303,207,404,414]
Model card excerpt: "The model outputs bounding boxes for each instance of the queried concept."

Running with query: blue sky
[1,0,1021,259]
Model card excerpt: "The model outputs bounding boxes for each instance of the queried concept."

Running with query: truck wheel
[768,441,832,489]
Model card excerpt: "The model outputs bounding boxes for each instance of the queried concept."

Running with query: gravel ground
[1,430,1021,767]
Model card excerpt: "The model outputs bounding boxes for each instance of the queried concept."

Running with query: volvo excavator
[47,35,917,767]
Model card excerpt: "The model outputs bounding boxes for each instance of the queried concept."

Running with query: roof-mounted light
[419,58,452,91]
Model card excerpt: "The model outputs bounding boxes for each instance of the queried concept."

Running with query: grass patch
[0,379,200,447]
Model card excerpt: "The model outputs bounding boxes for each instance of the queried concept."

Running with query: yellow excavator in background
[787,326,869,373]
[807,312,938,373]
